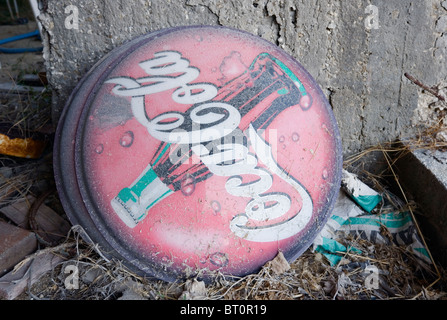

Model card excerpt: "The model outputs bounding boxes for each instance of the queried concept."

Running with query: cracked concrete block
[40,0,446,168]
[394,147,447,266]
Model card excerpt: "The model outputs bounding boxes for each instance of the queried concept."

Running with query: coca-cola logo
[77,27,341,278]
[106,50,313,242]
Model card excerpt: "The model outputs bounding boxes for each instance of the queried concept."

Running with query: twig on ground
[405,73,445,102]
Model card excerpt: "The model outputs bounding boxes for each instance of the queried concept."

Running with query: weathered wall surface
[39,0,446,158]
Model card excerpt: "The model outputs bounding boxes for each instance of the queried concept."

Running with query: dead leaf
[265,251,290,275]
[179,279,207,300]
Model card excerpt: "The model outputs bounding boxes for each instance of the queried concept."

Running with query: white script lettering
[107,51,314,241]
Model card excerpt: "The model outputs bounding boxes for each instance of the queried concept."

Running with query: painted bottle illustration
[111,53,312,228]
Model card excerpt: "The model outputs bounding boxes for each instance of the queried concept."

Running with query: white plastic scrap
[313,171,432,267]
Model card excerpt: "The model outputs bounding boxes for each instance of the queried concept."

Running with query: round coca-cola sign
[54,26,342,281]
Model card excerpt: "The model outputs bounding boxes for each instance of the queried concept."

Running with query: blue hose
[0,47,42,53]
[0,29,43,53]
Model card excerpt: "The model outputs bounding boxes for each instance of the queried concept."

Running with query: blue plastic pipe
[0,29,43,53]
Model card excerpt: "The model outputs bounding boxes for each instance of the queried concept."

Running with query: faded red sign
[65,26,341,280]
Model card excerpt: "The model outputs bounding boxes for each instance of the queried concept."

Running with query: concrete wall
[39,0,446,159]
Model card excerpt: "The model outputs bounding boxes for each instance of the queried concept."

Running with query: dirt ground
[0,21,44,83]
[1,6,447,302]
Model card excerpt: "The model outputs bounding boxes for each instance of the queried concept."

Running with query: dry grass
[0,78,53,208]
[20,219,445,300]
[0,75,52,135]
[0,160,34,207]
